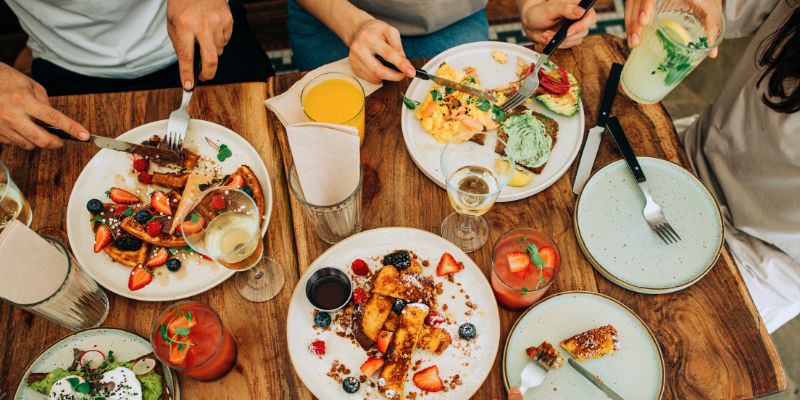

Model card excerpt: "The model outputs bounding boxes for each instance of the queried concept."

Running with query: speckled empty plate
[503,291,664,399]
[575,157,723,294]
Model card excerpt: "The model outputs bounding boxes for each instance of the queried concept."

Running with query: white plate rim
[574,157,724,294]
[400,40,585,202]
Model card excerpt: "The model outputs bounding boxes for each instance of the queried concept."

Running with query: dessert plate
[401,41,585,202]
[286,227,500,399]
[15,328,180,400]
[575,157,723,294]
[503,291,664,399]
[66,119,273,301]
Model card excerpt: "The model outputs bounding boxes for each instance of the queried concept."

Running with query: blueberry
[86,199,103,214]
[342,376,360,393]
[458,323,477,340]
[135,210,152,225]
[382,250,411,270]
[114,235,143,251]
[198,183,210,191]
[314,312,331,328]
[392,299,407,314]
[166,258,181,272]
[240,185,254,198]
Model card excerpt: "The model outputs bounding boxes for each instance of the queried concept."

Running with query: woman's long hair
[756,3,800,113]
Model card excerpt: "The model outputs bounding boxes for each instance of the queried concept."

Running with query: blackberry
[240,184,254,198]
[166,259,181,272]
[198,183,210,191]
[86,199,103,214]
[382,250,411,270]
[314,312,331,328]
[458,323,477,340]
[114,235,143,251]
[134,210,152,225]
[392,298,406,314]
[342,377,360,393]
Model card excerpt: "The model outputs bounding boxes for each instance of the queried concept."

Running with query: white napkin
[286,122,360,206]
[0,220,68,304]
[265,58,381,127]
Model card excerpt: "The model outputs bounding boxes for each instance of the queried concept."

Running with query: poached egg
[48,376,88,400]
[99,367,143,400]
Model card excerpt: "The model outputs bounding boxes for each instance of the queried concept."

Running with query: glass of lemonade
[0,160,32,232]
[491,228,561,310]
[620,0,725,104]
[439,132,516,253]
[181,187,284,302]
[301,72,366,145]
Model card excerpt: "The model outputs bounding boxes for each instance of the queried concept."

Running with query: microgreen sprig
[517,235,547,291]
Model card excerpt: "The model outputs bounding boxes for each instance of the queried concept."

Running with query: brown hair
[756,3,800,113]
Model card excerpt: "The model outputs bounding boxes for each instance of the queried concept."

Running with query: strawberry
[360,356,385,377]
[181,214,205,234]
[308,339,325,357]
[228,174,245,188]
[94,225,111,253]
[376,331,393,353]
[138,171,153,184]
[507,252,531,277]
[132,157,149,172]
[168,340,191,366]
[113,205,129,218]
[128,265,153,291]
[352,288,367,305]
[145,220,163,237]
[167,312,198,336]
[146,249,169,267]
[539,247,557,269]
[150,191,172,215]
[413,365,444,392]
[425,311,445,327]
[209,195,226,211]
[436,253,463,276]
[108,187,140,204]
[351,259,369,276]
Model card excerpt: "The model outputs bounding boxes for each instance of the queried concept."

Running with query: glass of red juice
[150,300,238,381]
[491,228,561,310]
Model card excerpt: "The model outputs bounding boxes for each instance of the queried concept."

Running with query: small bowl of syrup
[305,267,353,312]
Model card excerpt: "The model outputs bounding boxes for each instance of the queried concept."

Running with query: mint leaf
[75,382,91,394]
[168,247,180,255]
[190,213,200,223]
[430,89,442,102]
[216,143,233,162]
[402,94,419,110]
[67,377,80,387]
[444,87,454,94]
[491,105,507,122]
[107,350,115,363]
[160,324,170,342]
[475,98,491,111]
[122,208,134,217]
[90,215,105,223]
[526,243,547,268]
[186,310,193,321]
[175,327,190,336]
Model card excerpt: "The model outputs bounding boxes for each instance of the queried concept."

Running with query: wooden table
[0,35,785,399]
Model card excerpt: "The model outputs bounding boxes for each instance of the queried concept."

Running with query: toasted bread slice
[152,172,189,190]
[222,165,265,223]
[140,135,199,171]
[417,326,452,355]
[378,303,429,399]
[119,216,187,248]
[526,341,564,369]
[372,266,436,307]
[496,110,558,174]
[560,324,619,361]
[382,312,401,332]
[353,293,394,349]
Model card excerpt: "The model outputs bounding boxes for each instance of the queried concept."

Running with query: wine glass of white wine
[181,187,284,302]
[440,132,515,253]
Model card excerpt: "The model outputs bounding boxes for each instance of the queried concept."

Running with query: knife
[572,62,623,194]
[375,55,498,103]
[568,358,625,400]
[38,122,184,164]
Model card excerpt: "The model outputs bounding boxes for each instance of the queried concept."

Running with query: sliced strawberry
[167,312,198,336]
[108,187,140,204]
[308,339,325,357]
[181,214,206,234]
[507,252,531,277]
[352,288,367,305]
[146,249,169,267]
[376,330,393,353]
[132,157,149,172]
[425,311,445,327]
[413,365,444,392]
[150,191,172,216]
[209,195,226,211]
[436,253,463,276]
[360,356,385,377]
[94,225,111,253]
[351,259,369,276]
[538,247,557,269]
[169,341,191,366]
[113,205,129,218]
[128,265,153,291]
[228,174,245,188]
[138,171,153,184]
[145,220,163,237]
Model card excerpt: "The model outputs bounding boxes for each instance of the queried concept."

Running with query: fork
[165,47,202,152]
[606,117,681,244]
[501,0,597,112]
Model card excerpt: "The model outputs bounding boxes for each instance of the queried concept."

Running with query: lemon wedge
[496,160,534,187]
[660,18,691,45]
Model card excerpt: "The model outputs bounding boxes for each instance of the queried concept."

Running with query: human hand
[520,0,597,49]
[348,19,416,84]
[167,0,233,89]
[508,387,525,400]
[0,63,89,149]
[625,0,718,57]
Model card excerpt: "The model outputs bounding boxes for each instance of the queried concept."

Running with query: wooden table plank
[268,34,785,399]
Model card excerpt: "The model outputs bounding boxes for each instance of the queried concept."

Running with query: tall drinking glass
[620,0,725,104]
[181,187,284,302]
[0,160,32,232]
[440,132,515,253]
[301,72,366,145]
[491,228,561,310]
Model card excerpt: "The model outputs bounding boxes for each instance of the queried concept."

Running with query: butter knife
[567,358,625,400]
[572,62,623,194]
[376,55,497,103]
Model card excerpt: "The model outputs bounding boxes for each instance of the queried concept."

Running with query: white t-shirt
[6,0,176,79]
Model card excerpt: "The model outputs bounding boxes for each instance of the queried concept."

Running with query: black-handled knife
[543,0,597,56]
[606,116,646,183]
[375,55,497,102]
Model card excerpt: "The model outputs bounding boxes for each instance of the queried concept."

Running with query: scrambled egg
[492,50,508,64]
[415,63,499,143]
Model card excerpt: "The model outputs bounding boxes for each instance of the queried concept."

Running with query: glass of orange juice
[301,72,366,145]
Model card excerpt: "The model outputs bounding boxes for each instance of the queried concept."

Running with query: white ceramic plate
[401,41,585,202]
[286,227,500,399]
[575,157,723,294]
[503,291,664,399]
[66,120,273,302]
[15,328,179,400]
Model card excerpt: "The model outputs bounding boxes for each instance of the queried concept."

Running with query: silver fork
[606,117,681,245]
[501,0,597,112]
[165,88,192,152]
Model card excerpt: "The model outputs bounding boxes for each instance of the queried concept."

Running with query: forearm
[296,0,374,46]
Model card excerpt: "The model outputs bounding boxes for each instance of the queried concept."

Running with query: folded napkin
[265,58,381,127]
[0,220,68,304]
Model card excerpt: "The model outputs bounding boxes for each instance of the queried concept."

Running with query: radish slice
[132,358,157,375]
[79,349,106,370]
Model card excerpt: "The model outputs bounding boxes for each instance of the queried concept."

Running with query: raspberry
[132,157,149,172]
[425,311,445,327]
[308,339,325,357]
[145,220,163,237]
[351,259,369,276]
[113,205,129,218]
[352,288,367,305]
[210,195,227,211]
[138,171,153,184]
